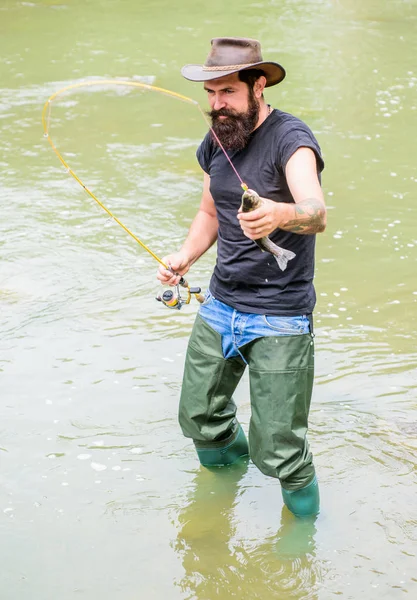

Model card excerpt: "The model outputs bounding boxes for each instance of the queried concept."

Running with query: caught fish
[240,188,296,271]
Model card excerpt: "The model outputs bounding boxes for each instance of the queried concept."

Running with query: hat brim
[181,61,286,88]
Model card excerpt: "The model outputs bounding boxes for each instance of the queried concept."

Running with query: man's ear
[253,75,267,99]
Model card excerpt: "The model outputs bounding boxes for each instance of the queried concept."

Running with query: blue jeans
[199,290,311,363]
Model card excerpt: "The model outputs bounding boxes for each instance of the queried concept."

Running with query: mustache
[207,108,241,120]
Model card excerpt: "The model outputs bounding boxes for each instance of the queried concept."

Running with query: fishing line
[42,79,248,306]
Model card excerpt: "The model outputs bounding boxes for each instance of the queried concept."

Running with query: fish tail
[274,248,296,271]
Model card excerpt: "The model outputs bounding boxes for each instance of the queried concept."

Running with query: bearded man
[157,37,326,517]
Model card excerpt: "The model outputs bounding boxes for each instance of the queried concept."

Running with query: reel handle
[163,268,205,305]
[179,278,205,304]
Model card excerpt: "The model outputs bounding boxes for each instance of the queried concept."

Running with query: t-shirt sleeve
[196,133,213,174]
[277,123,325,174]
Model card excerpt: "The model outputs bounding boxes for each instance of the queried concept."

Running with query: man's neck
[254,101,270,131]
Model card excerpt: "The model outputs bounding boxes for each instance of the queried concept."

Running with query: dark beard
[207,93,260,151]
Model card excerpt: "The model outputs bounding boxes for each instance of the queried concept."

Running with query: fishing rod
[42,79,249,309]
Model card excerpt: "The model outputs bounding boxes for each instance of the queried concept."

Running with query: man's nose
[212,95,226,111]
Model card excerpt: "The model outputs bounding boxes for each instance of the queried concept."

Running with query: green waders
[179,314,319,516]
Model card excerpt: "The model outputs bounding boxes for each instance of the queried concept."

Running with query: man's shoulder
[270,109,313,135]
[196,132,215,173]
[269,109,324,171]
[197,131,214,160]
[198,131,213,150]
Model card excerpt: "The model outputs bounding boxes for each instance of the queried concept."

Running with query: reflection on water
[175,463,323,599]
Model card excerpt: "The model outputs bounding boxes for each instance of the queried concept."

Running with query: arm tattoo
[281,197,326,234]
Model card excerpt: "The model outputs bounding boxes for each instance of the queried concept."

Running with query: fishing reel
[156,282,204,310]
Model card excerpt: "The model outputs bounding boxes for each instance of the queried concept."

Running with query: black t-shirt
[196,109,324,316]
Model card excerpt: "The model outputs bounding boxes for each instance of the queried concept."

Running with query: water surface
[1,0,416,598]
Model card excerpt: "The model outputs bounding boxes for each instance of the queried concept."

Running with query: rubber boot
[194,424,249,467]
[281,476,320,517]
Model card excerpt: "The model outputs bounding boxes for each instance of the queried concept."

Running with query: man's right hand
[157,251,191,286]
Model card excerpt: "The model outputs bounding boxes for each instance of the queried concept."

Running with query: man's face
[204,73,260,151]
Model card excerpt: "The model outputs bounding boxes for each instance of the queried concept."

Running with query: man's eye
[225,90,234,94]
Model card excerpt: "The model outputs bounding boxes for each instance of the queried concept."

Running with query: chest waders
[179,314,319,517]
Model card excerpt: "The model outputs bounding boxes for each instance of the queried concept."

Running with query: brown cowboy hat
[181,37,286,88]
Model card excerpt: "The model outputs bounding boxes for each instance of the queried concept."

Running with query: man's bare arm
[157,172,218,285]
[277,197,326,235]
[280,146,326,234]
[180,173,218,265]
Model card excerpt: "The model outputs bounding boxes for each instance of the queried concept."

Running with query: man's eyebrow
[203,85,235,92]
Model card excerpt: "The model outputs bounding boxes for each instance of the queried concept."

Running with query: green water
[1,0,416,598]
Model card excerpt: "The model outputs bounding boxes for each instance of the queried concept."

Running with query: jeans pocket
[262,315,308,335]
[201,289,215,307]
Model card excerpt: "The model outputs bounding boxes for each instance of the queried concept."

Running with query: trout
[240,188,296,272]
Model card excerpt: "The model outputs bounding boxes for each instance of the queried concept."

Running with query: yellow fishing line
[42,79,199,270]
